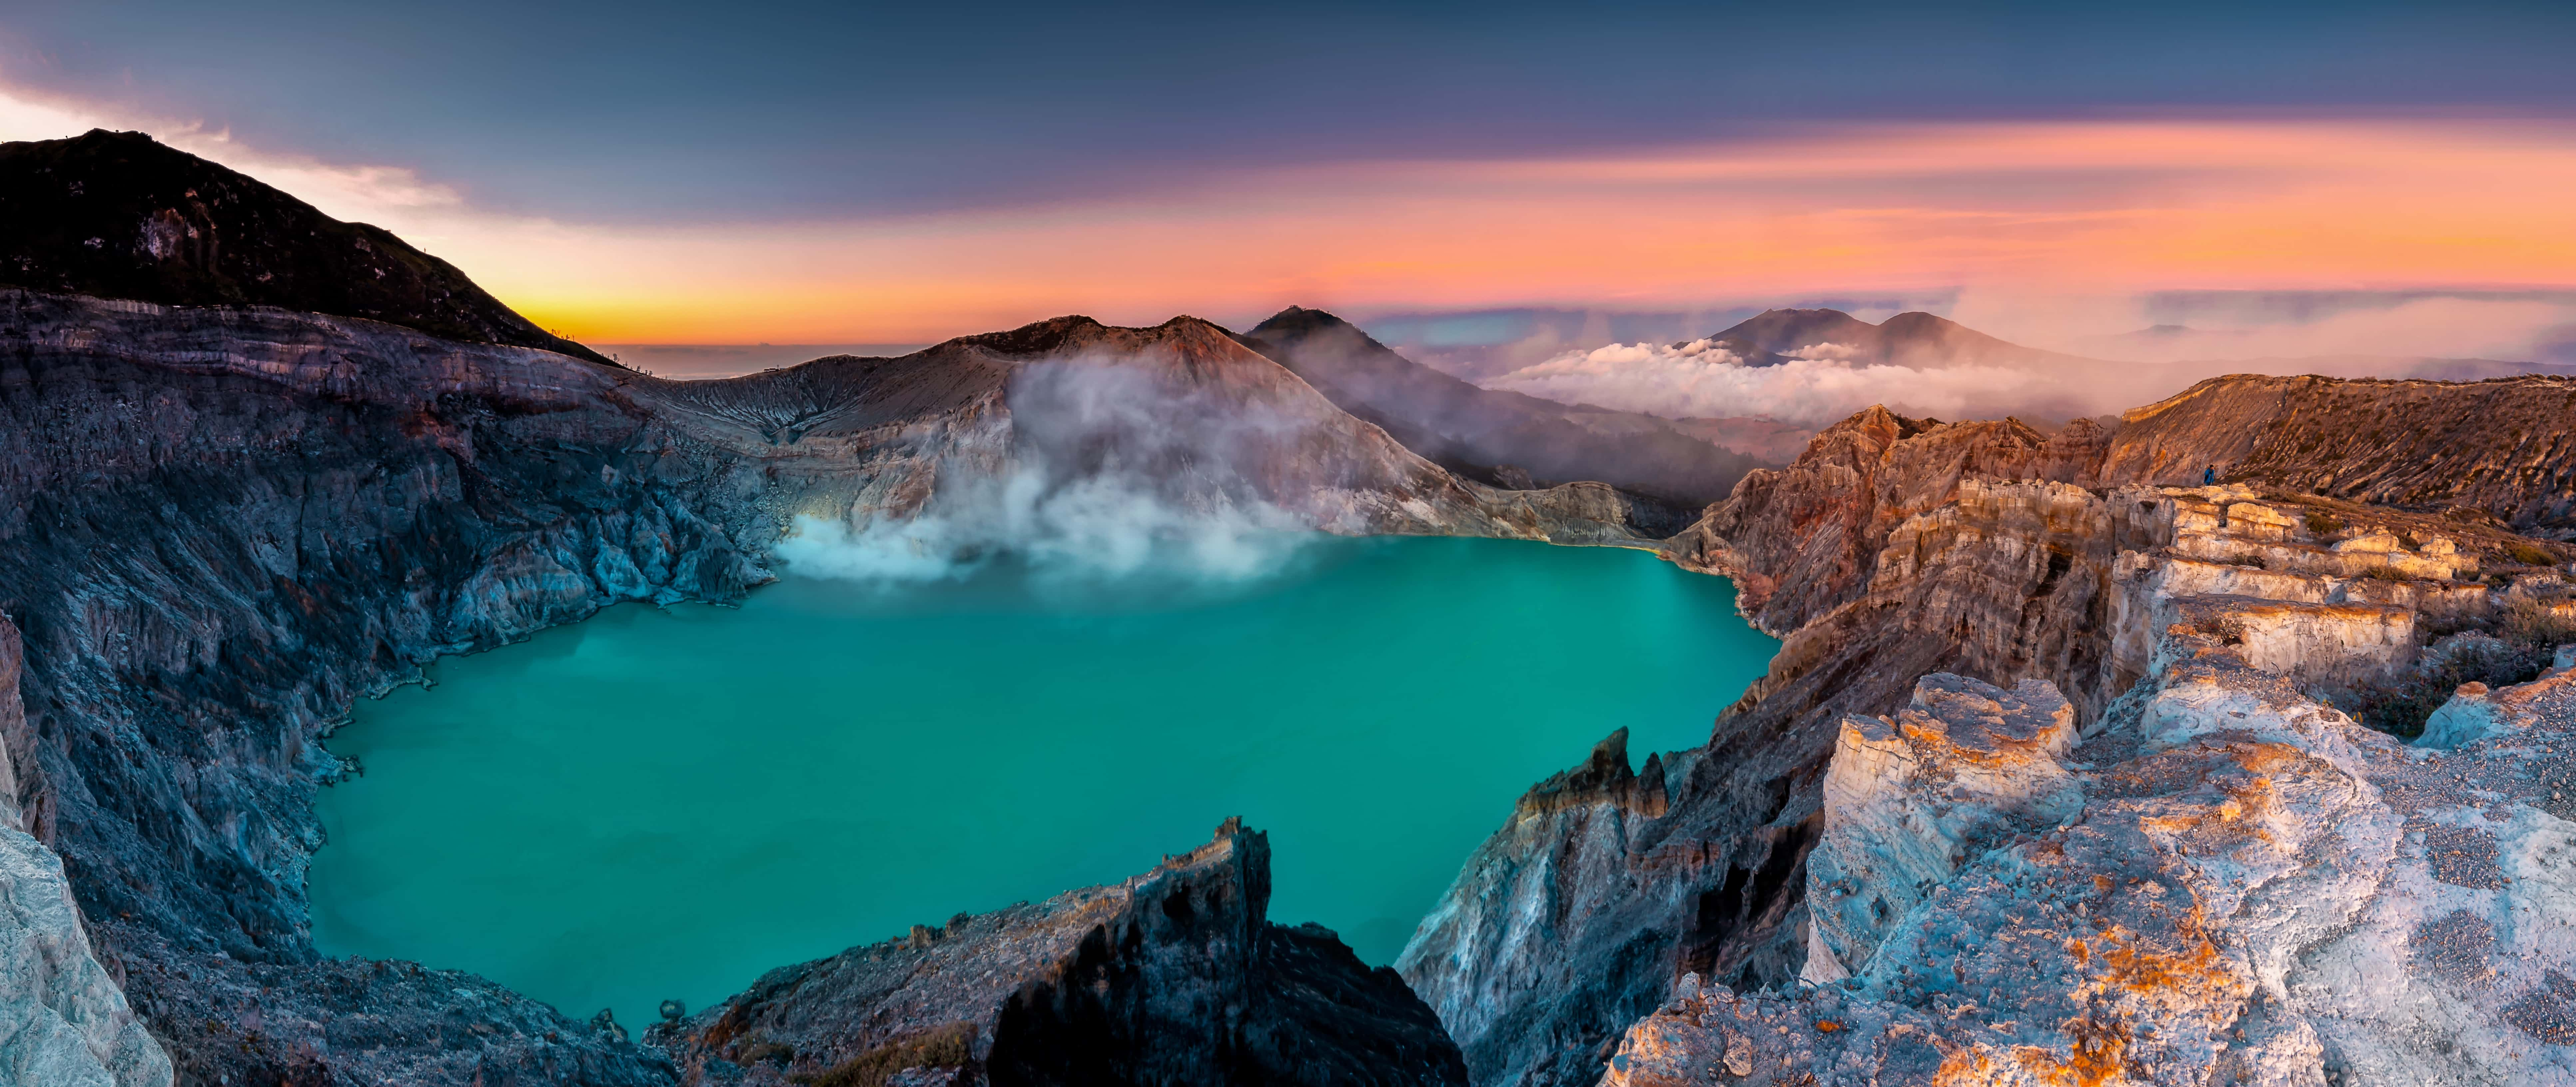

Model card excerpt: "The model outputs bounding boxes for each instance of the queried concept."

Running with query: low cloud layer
[1481,340,2107,426]
[1482,325,2576,430]
[1939,291,2576,366]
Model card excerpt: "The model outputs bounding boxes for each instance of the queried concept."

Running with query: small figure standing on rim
[2204,464,2219,486]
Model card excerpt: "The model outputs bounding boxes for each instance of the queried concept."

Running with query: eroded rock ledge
[651,819,1465,1087]
[1604,618,2576,1086]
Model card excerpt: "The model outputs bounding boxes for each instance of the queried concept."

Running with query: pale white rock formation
[1425,410,2570,1086]
[2418,668,2576,750]
[2222,600,2415,683]
[2223,502,2300,542]
[2099,486,2530,692]
[1803,675,2082,985]
[0,618,173,1087]
[2156,489,2478,583]
[1600,609,2576,1087]
[0,828,175,1087]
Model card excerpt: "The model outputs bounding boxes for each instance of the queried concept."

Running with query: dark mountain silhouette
[1693,307,2087,369]
[0,129,610,364]
[1238,306,1775,510]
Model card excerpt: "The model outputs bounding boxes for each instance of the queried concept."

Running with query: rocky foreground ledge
[1607,623,2576,1085]
[1401,386,2576,1086]
[651,818,1464,1086]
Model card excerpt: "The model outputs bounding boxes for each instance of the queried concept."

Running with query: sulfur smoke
[776,359,1318,586]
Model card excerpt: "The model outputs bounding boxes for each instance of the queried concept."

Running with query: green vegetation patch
[2333,599,2576,739]
[2504,541,2559,567]
[796,1023,978,1087]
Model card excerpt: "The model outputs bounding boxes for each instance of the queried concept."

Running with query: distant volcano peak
[1690,307,2082,370]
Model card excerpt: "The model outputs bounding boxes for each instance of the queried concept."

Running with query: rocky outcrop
[0,826,173,1087]
[1405,412,2128,1087]
[1601,602,2576,1087]
[2104,373,2576,531]
[2418,668,2576,750]
[653,819,1465,1087]
[1237,306,1770,512]
[0,614,172,1087]
[1405,386,2576,1086]
[1801,675,2083,986]
[1397,731,1689,1086]
[1666,407,2110,636]
[0,130,609,363]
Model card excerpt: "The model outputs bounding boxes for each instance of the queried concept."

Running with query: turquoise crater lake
[310,536,1777,1027]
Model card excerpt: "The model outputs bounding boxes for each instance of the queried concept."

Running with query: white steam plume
[775,359,1319,586]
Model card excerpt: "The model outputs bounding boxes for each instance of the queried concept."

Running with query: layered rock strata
[653,819,1466,1087]
[1405,413,2128,1086]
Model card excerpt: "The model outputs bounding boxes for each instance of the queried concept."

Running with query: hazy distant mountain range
[1665,306,2561,381]
[1239,306,1773,509]
[1468,304,2576,432]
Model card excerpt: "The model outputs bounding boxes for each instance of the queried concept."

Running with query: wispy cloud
[0,83,464,223]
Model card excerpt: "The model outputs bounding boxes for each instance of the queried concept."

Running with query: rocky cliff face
[0,289,776,1084]
[1404,411,2124,1086]
[0,614,173,1087]
[1404,384,2576,1086]
[652,819,1465,1087]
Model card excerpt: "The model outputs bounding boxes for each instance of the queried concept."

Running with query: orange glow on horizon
[478,119,2576,343]
[4,84,2570,343]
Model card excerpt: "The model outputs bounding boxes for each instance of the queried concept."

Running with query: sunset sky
[2,1,2573,350]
